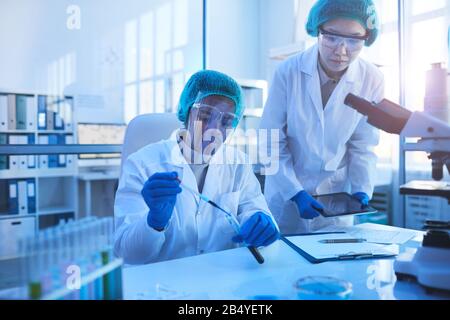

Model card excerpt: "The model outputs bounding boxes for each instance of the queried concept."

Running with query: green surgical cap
[306,0,379,47]
[177,70,244,127]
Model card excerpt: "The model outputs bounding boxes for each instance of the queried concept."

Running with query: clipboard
[281,232,398,264]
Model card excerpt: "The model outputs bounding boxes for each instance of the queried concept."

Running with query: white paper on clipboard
[320,223,418,245]
[287,233,399,260]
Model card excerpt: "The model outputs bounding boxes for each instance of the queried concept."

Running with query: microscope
[344,93,450,293]
[344,94,450,202]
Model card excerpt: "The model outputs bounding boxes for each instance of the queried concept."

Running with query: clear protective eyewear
[190,103,240,129]
[319,27,367,52]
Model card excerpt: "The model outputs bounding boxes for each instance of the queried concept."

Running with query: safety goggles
[190,103,240,129]
[319,27,368,52]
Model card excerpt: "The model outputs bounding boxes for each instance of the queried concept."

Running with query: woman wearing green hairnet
[114,70,279,264]
[260,0,384,233]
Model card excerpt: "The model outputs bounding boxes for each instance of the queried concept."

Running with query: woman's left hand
[232,212,280,247]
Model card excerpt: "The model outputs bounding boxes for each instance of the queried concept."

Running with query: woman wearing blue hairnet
[114,70,279,264]
[260,0,384,233]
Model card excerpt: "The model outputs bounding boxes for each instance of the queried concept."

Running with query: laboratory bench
[122,223,450,300]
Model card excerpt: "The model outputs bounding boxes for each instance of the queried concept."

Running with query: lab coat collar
[300,44,360,122]
[301,44,324,121]
[300,43,359,84]
[165,129,189,168]
[299,44,319,77]
[165,129,229,210]
[167,129,242,166]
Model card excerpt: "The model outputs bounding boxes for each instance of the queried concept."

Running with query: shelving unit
[0,89,78,239]
[230,80,268,165]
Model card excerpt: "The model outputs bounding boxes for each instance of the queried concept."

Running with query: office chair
[120,113,181,174]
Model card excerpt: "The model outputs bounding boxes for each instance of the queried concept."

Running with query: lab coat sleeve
[259,64,304,201]
[114,156,166,264]
[236,165,280,231]
[347,77,384,196]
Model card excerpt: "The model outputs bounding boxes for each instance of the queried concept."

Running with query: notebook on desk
[281,232,399,264]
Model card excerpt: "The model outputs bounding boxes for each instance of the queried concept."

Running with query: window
[403,1,449,168]
[361,0,400,166]
[123,0,203,123]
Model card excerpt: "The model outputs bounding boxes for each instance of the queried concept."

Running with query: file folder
[26,95,36,131]
[37,95,47,130]
[0,94,7,131]
[8,180,18,215]
[65,135,74,167]
[46,96,55,130]
[54,98,64,130]
[57,134,66,167]
[0,180,8,214]
[7,135,20,170]
[48,134,58,168]
[7,94,16,130]
[27,179,36,214]
[38,135,48,168]
[62,97,73,131]
[281,232,398,264]
[0,133,7,170]
[27,155,36,169]
[18,180,28,215]
[27,134,36,169]
[16,135,28,170]
[15,95,28,130]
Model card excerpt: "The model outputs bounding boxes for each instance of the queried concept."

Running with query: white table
[122,224,450,300]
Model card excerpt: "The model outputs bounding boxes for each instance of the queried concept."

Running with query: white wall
[0,0,203,123]
[0,0,309,123]
[259,0,297,82]
[206,0,303,83]
[206,0,262,80]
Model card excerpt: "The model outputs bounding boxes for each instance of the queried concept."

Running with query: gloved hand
[291,190,323,219]
[352,192,370,208]
[232,212,280,247]
[141,172,181,231]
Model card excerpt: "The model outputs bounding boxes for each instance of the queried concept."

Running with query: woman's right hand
[141,172,182,231]
[291,190,323,219]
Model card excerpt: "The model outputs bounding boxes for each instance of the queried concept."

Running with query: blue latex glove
[232,212,280,247]
[141,172,182,231]
[352,192,370,208]
[292,190,323,219]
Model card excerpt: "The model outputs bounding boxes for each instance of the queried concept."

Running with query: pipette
[175,177,264,264]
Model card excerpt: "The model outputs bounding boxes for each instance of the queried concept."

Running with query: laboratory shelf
[0,169,77,179]
[0,214,34,220]
[37,207,75,216]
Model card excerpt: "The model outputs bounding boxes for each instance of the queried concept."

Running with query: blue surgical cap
[306,0,379,47]
[177,70,244,127]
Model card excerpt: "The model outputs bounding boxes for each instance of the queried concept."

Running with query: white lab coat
[260,44,384,234]
[114,132,276,264]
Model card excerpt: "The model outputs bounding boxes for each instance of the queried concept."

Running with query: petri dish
[294,276,353,300]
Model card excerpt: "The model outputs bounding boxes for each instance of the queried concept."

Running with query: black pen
[176,177,265,264]
[206,198,265,264]
[319,238,366,244]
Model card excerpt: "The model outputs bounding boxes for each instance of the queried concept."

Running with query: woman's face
[186,95,236,154]
[318,18,367,74]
